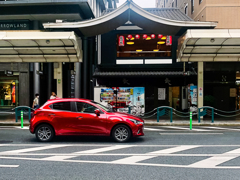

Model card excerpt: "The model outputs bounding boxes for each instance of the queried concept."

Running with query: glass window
[117,34,172,58]
[52,102,71,111]
[191,0,194,13]
[76,102,98,114]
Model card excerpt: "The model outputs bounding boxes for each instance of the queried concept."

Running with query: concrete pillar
[33,63,40,96]
[83,37,88,99]
[54,63,63,98]
[198,62,204,109]
[74,62,82,98]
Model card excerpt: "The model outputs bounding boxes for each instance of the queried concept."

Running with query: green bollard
[21,111,23,128]
[190,112,192,130]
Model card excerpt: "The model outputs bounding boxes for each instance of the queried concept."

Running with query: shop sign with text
[0,21,30,30]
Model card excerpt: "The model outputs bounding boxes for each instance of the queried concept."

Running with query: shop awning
[43,0,217,37]
[178,29,240,62]
[93,71,196,77]
[0,31,81,62]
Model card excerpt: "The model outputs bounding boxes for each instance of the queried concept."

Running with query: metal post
[212,108,214,123]
[33,63,40,96]
[75,62,82,98]
[15,108,18,122]
[198,108,201,123]
[157,108,159,122]
[21,110,23,128]
[128,106,131,114]
[47,63,53,99]
[190,112,192,130]
[170,108,173,123]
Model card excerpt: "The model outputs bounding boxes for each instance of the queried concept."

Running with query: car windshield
[91,101,113,112]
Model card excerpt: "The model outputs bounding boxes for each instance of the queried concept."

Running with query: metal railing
[128,106,240,123]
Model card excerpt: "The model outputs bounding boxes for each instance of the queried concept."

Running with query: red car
[29,98,144,142]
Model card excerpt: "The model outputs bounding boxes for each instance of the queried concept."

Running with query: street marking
[144,128,165,131]
[41,156,76,161]
[75,145,135,154]
[149,145,199,154]
[225,148,240,154]
[160,133,223,135]
[0,145,69,154]
[14,127,29,130]
[0,165,19,168]
[164,126,209,131]
[111,156,156,164]
[188,156,238,168]
[202,126,240,131]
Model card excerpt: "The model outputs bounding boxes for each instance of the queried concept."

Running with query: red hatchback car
[29,98,144,142]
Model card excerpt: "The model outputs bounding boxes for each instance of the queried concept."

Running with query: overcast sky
[117,0,156,8]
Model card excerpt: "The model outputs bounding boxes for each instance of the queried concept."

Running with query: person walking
[50,92,58,99]
[32,93,39,109]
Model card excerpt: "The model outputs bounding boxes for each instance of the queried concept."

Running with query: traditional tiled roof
[101,8,193,21]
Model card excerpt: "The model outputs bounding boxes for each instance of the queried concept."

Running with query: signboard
[0,21,30,30]
[5,70,13,76]
[189,86,197,105]
[98,87,145,116]
[230,88,236,97]
[158,88,166,100]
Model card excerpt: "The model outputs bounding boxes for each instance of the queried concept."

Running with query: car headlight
[129,119,144,125]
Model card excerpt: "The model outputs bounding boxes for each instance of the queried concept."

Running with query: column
[198,62,204,109]
[47,63,53,99]
[33,63,40,96]
[74,62,82,98]
[54,63,63,98]
[83,37,88,99]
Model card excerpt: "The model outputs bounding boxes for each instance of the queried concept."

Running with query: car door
[49,101,82,135]
[72,101,107,135]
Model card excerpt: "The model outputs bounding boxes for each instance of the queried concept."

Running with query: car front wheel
[35,124,54,142]
[112,125,131,142]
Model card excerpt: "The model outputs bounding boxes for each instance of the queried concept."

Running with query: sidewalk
[1,118,240,126]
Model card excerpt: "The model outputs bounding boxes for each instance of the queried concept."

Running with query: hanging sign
[118,36,125,46]
[166,36,172,46]
[158,88,166,100]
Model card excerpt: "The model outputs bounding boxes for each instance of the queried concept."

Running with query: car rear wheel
[112,125,131,142]
[35,124,54,142]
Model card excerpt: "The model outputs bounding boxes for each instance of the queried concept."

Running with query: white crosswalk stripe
[75,145,135,154]
[148,145,199,154]
[111,156,157,164]
[0,145,69,154]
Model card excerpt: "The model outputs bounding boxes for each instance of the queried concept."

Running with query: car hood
[108,112,144,122]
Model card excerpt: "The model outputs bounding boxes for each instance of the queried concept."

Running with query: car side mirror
[94,109,100,116]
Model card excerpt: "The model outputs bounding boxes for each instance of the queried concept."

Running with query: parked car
[29,98,144,142]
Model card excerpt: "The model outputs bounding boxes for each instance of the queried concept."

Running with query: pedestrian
[32,93,39,109]
[50,92,57,99]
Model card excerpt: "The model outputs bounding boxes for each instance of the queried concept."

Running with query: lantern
[127,35,133,40]
[143,34,148,39]
[158,34,163,39]
[135,34,140,39]
[150,34,155,39]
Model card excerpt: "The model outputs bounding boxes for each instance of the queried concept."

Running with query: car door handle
[48,114,55,116]
[76,116,83,119]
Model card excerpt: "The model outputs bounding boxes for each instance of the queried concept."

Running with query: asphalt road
[1,126,240,180]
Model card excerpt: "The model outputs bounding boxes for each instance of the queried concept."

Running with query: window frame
[49,101,74,112]
[72,101,104,114]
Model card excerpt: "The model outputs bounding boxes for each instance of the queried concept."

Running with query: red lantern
[166,36,172,46]
[127,35,133,40]
[151,34,155,39]
[143,34,148,39]
[158,34,163,39]
[135,34,140,39]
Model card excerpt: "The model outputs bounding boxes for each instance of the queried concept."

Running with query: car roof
[47,98,92,102]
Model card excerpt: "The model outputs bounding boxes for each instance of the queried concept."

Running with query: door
[72,101,107,135]
[49,101,82,135]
